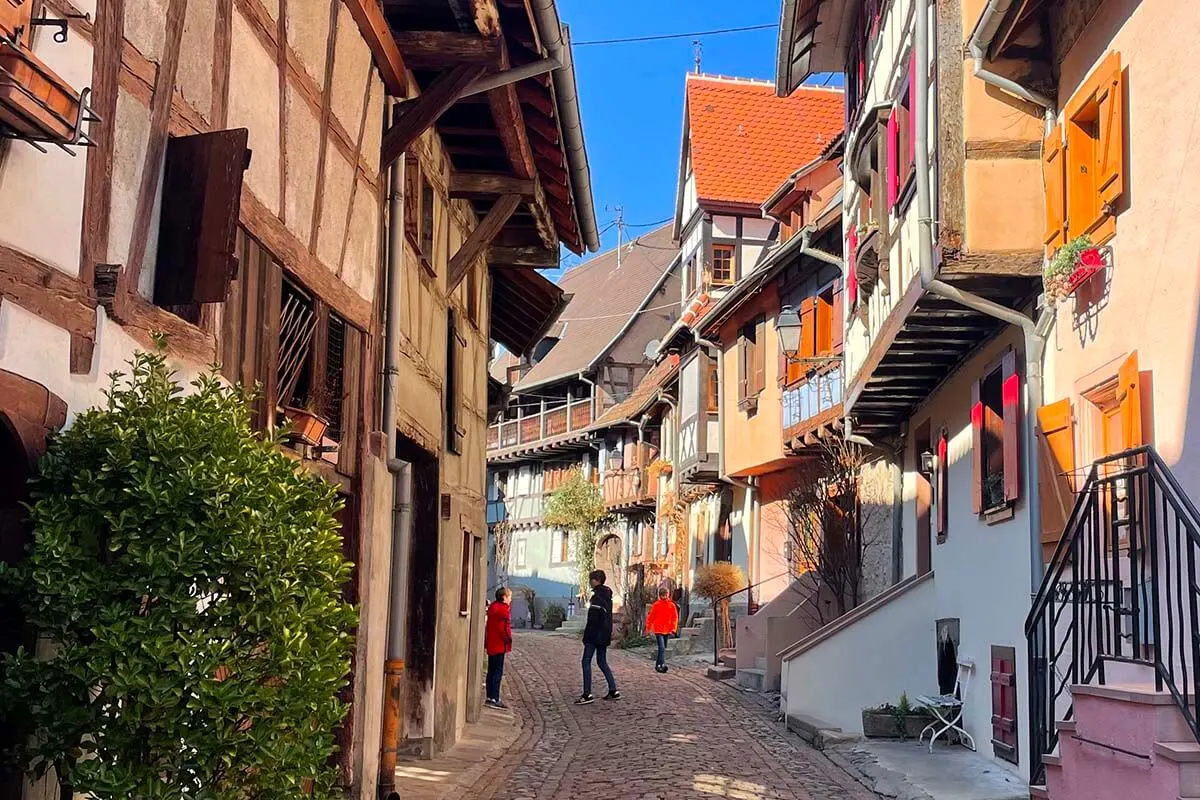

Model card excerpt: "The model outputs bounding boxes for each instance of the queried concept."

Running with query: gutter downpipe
[913,0,1056,590]
[379,99,410,799]
[530,1,601,252]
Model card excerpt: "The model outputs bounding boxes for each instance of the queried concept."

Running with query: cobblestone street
[396,631,876,800]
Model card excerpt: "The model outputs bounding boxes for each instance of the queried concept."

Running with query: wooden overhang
[847,268,1040,435]
[381,0,594,259]
[776,0,855,96]
[486,428,594,464]
[489,265,570,355]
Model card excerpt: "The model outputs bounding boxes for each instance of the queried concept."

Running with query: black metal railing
[711,573,790,665]
[1026,445,1200,784]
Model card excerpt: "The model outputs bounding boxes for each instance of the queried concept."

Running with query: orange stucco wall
[1039,0,1200,490]
[718,283,792,478]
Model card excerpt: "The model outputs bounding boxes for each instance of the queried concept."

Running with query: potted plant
[862,693,935,739]
[543,602,566,631]
[1044,235,1105,301]
[283,384,331,447]
[646,458,673,481]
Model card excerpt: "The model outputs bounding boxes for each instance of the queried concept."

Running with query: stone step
[735,668,765,692]
[706,664,735,680]
[785,713,857,751]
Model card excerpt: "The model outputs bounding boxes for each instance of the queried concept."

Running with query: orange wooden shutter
[799,297,816,359]
[1036,399,1076,562]
[816,292,834,354]
[1118,350,1143,448]
[1096,51,1125,208]
[1001,350,1021,504]
[1042,124,1066,253]
[971,378,984,514]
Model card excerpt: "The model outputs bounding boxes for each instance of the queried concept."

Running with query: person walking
[645,587,679,673]
[575,570,619,705]
[484,587,513,708]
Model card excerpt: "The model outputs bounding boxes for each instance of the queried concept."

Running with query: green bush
[617,634,653,650]
[543,603,566,629]
[0,351,357,799]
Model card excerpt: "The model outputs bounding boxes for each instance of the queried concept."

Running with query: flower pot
[0,0,32,47]
[283,407,329,447]
[862,710,933,739]
[0,44,81,141]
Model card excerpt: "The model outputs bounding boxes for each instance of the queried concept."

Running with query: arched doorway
[0,415,33,799]
[594,533,622,600]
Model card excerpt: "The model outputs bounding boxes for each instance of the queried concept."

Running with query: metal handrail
[711,572,791,665]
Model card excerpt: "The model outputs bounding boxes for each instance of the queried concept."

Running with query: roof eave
[775,0,854,95]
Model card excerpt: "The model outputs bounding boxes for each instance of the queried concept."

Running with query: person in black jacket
[575,569,620,705]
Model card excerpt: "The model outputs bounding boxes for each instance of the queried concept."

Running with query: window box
[0,43,82,143]
[283,406,329,448]
[1044,238,1109,302]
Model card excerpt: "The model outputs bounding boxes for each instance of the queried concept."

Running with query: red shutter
[971,378,984,514]
[991,646,1019,764]
[153,128,251,305]
[887,109,899,208]
[846,227,859,307]
[1001,350,1021,504]
[937,431,949,537]
[831,279,844,351]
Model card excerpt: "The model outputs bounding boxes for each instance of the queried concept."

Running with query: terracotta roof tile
[686,75,844,207]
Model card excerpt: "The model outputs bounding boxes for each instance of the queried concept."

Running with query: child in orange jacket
[645,587,679,673]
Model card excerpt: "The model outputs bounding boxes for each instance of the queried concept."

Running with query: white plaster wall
[781,576,935,732]
[681,169,698,223]
[712,215,737,239]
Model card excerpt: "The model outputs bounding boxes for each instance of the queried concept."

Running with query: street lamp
[777,304,802,360]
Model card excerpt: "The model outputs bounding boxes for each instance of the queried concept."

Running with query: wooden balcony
[783,362,844,449]
[603,466,657,511]
[487,397,594,453]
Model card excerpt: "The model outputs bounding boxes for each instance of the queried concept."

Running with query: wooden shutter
[816,291,833,354]
[1001,350,1021,504]
[153,128,250,305]
[737,334,748,405]
[753,317,767,395]
[1096,51,1125,208]
[991,646,1019,763]
[846,228,859,307]
[405,158,420,243]
[799,297,816,359]
[937,431,949,537]
[1036,399,1075,560]
[886,109,899,208]
[971,378,984,514]
[445,311,462,454]
[1042,124,1066,252]
[915,421,932,574]
[831,279,844,351]
[1118,350,1143,448]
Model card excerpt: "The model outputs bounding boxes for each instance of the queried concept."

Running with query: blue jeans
[655,634,668,667]
[486,653,504,701]
[581,642,616,696]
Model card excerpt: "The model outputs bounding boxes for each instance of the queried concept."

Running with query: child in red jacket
[485,587,513,708]
[645,587,679,674]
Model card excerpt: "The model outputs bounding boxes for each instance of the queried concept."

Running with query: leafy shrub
[543,603,566,629]
[0,351,357,799]
[617,634,654,650]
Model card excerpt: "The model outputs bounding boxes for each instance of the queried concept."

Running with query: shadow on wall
[507,572,578,627]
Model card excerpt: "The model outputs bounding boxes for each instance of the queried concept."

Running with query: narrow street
[397,632,876,800]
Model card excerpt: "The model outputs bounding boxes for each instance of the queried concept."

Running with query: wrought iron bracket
[25,12,91,44]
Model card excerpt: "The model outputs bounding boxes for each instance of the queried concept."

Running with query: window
[685,255,697,298]
[445,310,462,454]
[421,175,436,268]
[554,530,572,564]
[971,351,1020,514]
[459,531,472,615]
[632,525,643,556]
[706,358,720,413]
[737,317,766,411]
[466,263,478,326]
[1045,51,1125,251]
[888,55,916,210]
[405,158,420,244]
[514,537,527,568]
[153,129,250,312]
[711,244,734,285]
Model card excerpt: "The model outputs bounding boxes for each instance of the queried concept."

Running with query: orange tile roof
[685,75,844,207]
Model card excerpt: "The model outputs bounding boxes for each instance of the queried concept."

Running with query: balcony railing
[782,362,844,440]
[603,466,657,510]
[487,397,594,452]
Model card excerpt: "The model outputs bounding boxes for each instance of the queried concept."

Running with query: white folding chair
[917,658,977,753]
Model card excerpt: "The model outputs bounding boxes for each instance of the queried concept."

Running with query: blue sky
[551,2,840,279]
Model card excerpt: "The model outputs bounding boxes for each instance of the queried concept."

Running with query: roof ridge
[688,73,776,86]
[559,222,673,280]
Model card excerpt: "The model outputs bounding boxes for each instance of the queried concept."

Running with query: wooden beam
[527,176,557,250]
[391,31,503,68]
[447,194,521,290]
[381,64,486,169]
[449,172,535,198]
[488,81,536,179]
[489,245,559,267]
[342,0,409,96]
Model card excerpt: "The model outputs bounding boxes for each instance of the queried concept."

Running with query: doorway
[0,416,33,800]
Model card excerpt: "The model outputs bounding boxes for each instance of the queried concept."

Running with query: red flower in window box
[1065,246,1105,294]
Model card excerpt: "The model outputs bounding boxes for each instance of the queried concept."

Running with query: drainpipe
[967,0,1056,134]
[379,98,410,800]
[911,0,1055,589]
[529,1,600,252]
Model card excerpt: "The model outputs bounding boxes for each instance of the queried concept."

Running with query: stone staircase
[735,656,769,692]
[664,609,715,657]
[1034,667,1200,800]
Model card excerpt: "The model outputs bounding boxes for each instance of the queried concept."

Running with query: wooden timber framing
[309,0,342,253]
[390,30,504,68]
[341,0,408,96]
[488,245,559,266]
[447,194,522,290]
[449,172,535,197]
[381,64,486,169]
[936,0,966,251]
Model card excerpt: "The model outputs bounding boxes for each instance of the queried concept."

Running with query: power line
[625,217,672,228]
[574,23,778,47]
[556,299,679,323]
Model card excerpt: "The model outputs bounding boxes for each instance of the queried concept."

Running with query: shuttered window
[991,646,1019,764]
[971,351,1021,514]
[1036,399,1076,563]
[421,176,436,270]
[738,316,765,411]
[1042,124,1066,253]
[459,531,472,615]
[445,310,462,454]
[153,129,250,309]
